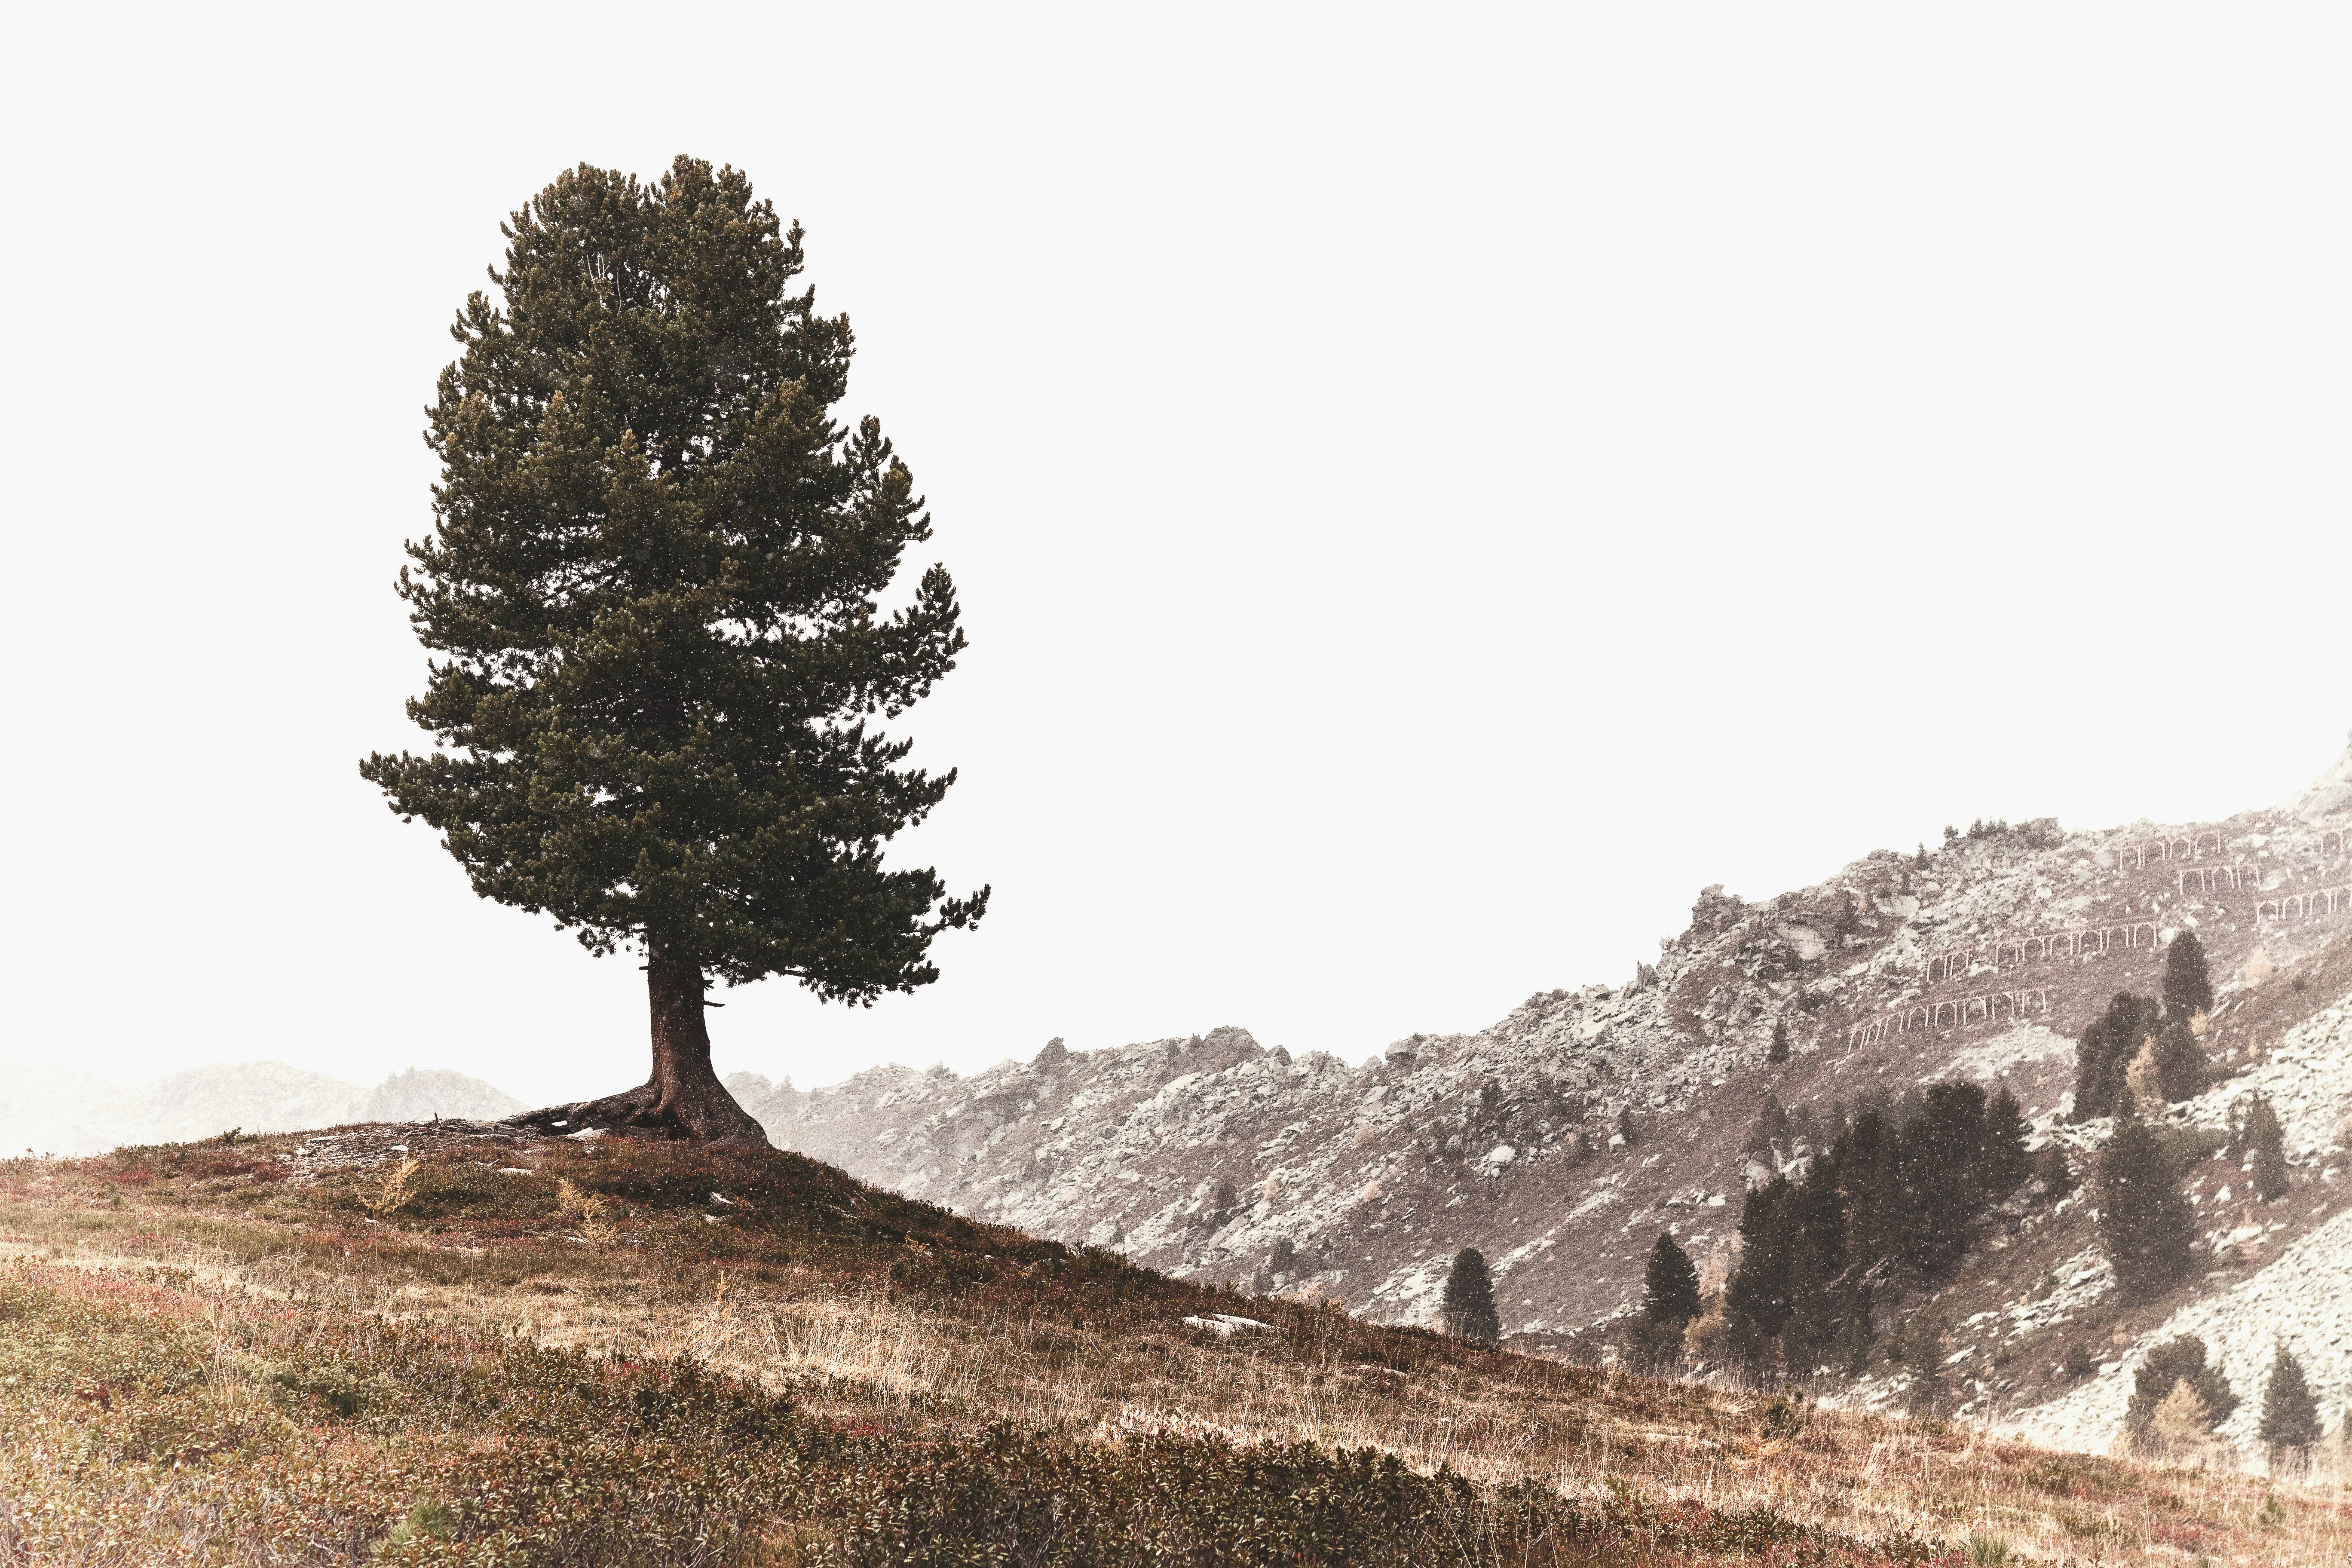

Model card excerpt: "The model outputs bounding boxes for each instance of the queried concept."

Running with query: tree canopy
[2239,1093,2291,1201]
[2072,992,2158,1121]
[1642,1233,1702,1329]
[2098,1106,2198,1301]
[1441,1248,1501,1345]
[2162,931,2214,1020]
[2124,1335,2236,1452]
[2259,1345,2322,1457]
[1719,1079,2030,1375]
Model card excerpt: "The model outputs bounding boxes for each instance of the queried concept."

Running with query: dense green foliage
[2234,1092,2292,1201]
[2123,1336,2236,1449]
[2149,1020,2208,1105]
[2072,993,2158,1121]
[2259,1346,2323,1457]
[2162,931,2214,1021]
[1642,1232,1702,1330]
[360,156,984,1001]
[2097,1111,2198,1301]
[1721,1083,2030,1375]
[1441,1247,1501,1345]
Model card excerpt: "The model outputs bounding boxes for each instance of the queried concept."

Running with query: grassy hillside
[3,1123,2347,1565]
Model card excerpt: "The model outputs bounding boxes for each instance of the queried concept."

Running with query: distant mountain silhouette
[0,1060,522,1156]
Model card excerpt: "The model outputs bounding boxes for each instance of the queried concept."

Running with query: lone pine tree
[361,159,986,1146]
[1441,1248,1501,1345]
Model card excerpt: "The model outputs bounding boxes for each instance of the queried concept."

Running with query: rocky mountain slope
[737,733,2352,1454]
[0,1061,522,1157]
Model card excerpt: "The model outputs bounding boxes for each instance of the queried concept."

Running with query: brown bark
[509,951,773,1148]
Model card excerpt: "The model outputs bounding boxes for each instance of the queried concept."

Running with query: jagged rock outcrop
[360,1067,524,1124]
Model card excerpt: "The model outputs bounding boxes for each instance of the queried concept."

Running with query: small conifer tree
[1616,1107,1638,1148]
[2144,1381,2219,1461]
[2162,931,2215,1020]
[1768,1018,1792,1064]
[1890,1080,1996,1277]
[2099,1109,2199,1301]
[2125,1335,2237,1450]
[1440,1248,1501,1345]
[2073,993,2158,1121]
[2246,1093,2291,1201]
[2150,1019,2208,1104]
[2259,1345,2323,1459]
[1975,1086,2033,1199]
[2230,1090,2286,1204]
[1642,1233,1703,1329]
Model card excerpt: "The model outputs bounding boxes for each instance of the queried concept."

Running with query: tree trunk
[509,950,773,1148]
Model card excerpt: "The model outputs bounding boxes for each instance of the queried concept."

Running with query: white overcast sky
[3,7,2347,1105]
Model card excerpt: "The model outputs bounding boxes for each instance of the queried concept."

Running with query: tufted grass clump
[383,1498,455,1547]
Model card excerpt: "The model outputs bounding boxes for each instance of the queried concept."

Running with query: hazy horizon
[6,8,2348,1108]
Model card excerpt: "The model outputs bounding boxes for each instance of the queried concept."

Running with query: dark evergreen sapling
[1642,1232,1702,1330]
[2162,931,2214,1020]
[2099,1106,2199,1301]
[1743,1095,1790,1162]
[2245,1093,2291,1201]
[2124,1335,2236,1449]
[2072,993,2159,1122]
[1441,1248,1501,1345]
[2150,1020,2209,1105]
[2259,1345,2323,1458]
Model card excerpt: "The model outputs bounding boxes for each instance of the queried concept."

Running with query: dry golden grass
[6,1127,2350,1565]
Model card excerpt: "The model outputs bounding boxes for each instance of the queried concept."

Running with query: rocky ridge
[738,734,2352,1451]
